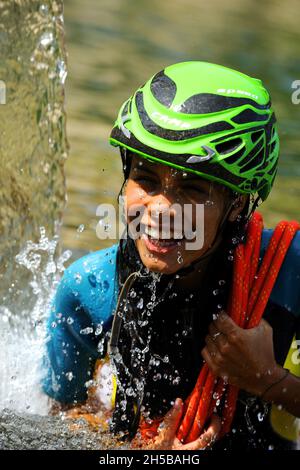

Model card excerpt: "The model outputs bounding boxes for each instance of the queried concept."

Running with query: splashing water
[0,227,72,415]
[0,0,68,317]
[110,270,174,424]
[0,0,68,419]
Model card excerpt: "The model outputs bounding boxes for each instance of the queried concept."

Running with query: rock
[0,409,128,450]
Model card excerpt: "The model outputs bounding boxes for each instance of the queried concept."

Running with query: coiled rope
[138,212,300,444]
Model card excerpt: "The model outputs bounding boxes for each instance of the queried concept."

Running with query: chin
[144,259,178,275]
[136,243,184,276]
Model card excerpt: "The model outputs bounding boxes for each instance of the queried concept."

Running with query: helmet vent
[268,164,277,176]
[251,130,264,143]
[269,140,277,154]
[232,109,269,124]
[215,137,242,155]
[181,94,271,115]
[222,146,246,165]
[240,147,265,173]
[150,71,177,108]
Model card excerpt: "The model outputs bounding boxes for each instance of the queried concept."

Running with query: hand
[131,398,221,450]
[201,311,283,396]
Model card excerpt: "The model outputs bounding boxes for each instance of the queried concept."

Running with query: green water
[62,0,300,253]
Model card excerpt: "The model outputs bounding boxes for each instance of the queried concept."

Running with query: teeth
[173,232,184,240]
[144,225,160,239]
[143,225,184,240]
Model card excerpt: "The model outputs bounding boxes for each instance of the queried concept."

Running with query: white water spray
[0,228,72,415]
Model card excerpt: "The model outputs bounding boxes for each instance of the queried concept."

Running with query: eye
[134,175,153,182]
[132,174,157,186]
[184,185,207,194]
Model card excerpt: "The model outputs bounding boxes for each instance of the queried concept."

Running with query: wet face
[124,154,244,275]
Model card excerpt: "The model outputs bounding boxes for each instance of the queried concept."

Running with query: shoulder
[54,243,119,325]
[260,228,300,317]
[62,243,119,286]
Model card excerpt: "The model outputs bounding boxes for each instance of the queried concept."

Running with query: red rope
[138,212,300,444]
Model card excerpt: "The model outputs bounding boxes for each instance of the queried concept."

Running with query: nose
[140,194,183,236]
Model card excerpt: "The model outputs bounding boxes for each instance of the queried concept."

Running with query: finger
[208,413,222,434]
[180,414,221,450]
[158,398,184,442]
[208,322,219,336]
[214,311,240,336]
[205,335,220,358]
[207,327,228,350]
[259,318,272,332]
[201,347,216,371]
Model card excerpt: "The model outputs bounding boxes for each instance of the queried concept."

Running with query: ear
[227,195,249,222]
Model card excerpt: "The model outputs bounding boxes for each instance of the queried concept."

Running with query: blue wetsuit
[42,229,300,449]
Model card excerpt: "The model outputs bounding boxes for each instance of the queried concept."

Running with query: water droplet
[257,412,264,422]
[77,224,85,233]
[74,272,82,284]
[126,387,135,396]
[40,32,54,49]
[137,298,144,309]
[153,373,162,382]
[65,371,73,381]
[177,253,183,264]
[39,4,49,16]
[80,327,93,335]
[95,324,103,336]
[204,200,215,206]
[88,274,97,287]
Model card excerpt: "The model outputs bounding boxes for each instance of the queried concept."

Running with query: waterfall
[0,0,68,414]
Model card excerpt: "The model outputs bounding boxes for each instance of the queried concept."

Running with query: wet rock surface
[0,409,128,450]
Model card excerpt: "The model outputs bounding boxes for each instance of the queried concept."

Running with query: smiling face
[124,153,245,275]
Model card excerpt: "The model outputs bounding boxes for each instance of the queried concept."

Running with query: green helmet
[110,61,279,201]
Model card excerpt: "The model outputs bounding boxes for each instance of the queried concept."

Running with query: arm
[42,270,109,405]
[201,312,300,418]
[261,366,300,415]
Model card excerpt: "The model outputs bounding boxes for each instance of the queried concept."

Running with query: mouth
[141,224,185,254]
